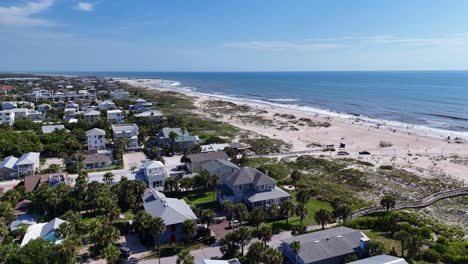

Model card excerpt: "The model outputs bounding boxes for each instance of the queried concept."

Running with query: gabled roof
[187,151,228,163]
[107,109,122,114]
[143,160,164,169]
[160,127,189,138]
[201,159,239,174]
[112,123,138,132]
[223,167,276,187]
[134,110,164,118]
[200,143,230,153]
[0,156,18,170]
[42,125,66,134]
[86,128,106,136]
[143,189,197,226]
[21,217,67,247]
[282,227,368,264]
[246,186,291,203]
[84,110,100,116]
[348,255,408,264]
[175,135,199,143]
[16,152,40,166]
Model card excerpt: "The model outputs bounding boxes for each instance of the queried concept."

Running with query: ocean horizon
[39,71,468,134]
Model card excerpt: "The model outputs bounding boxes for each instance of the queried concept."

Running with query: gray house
[281,227,370,264]
[142,189,197,243]
[0,156,19,179]
[216,167,291,208]
[185,151,229,173]
[348,255,408,264]
[156,128,200,152]
[201,159,240,178]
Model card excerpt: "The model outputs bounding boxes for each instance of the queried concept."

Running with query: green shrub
[379,165,393,170]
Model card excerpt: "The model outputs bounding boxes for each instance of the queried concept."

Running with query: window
[238,185,242,191]
[170,234,176,241]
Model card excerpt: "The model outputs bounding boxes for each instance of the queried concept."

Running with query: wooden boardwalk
[349,187,468,220]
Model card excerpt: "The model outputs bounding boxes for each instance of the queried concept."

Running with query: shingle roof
[348,255,408,264]
[187,151,228,163]
[112,123,138,132]
[42,125,66,134]
[246,186,291,203]
[84,110,100,116]
[86,128,106,136]
[161,127,189,138]
[223,167,276,187]
[143,189,197,226]
[16,152,40,166]
[84,153,112,164]
[201,159,239,174]
[282,227,368,264]
[134,110,164,118]
[143,160,164,169]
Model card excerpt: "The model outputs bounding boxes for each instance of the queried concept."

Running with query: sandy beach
[121,78,468,184]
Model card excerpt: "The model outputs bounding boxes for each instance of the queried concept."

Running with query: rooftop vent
[314,240,320,243]
[163,203,168,207]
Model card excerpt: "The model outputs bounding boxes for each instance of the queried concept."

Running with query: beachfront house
[201,159,240,178]
[41,125,68,134]
[185,151,229,173]
[156,127,200,153]
[216,167,291,208]
[16,152,40,177]
[280,227,370,264]
[111,123,141,150]
[86,128,107,150]
[0,110,15,125]
[111,90,129,100]
[142,189,197,243]
[98,100,116,110]
[21,218,67,247]
[348,255,408,264]
[107,109,124,123]
[142,160,168,189]
[84,110,101,123]
[134,110,165,123]
[130,98,152,112]
[0,156,19,179]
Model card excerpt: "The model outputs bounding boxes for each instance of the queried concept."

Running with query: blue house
[142,189,198,243]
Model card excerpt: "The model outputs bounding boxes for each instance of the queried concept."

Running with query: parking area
[123,152,148,170]
[210,219,231,240]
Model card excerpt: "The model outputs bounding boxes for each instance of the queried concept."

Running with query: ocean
[46,71,468,133]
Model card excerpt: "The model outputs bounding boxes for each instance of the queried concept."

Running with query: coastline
[119,78,468,184]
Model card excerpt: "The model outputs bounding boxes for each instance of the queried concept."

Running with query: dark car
[337,151,350,156]
[359,151,371,155]
[119,246,132,258]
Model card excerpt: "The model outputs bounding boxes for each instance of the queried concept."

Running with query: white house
[21,218,67,247]
[98,100,116,110]
[37,103,52,113]
[42,125,67,134]
[65,102,79,111]
[0,110,15,125]
[16,152,40,177]
[107,109,123,124]
[142,160,168,189]
[2,101,17,110]
[84,110,101,123]
[111,124,140,150]
[63,108,77,120]
[86,128,107,150]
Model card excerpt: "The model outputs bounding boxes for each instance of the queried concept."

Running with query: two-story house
[0,156,19,179]
[16,152,41,177]
[142,189,197,243]
[185,151,229,173]
[142,160,168,189]
[156,127,200,153]
[0,110,15,125]
[84,110,101,123]
[107,109,123,123]
[111,124,140,150]
[98,100,116,110]
[217,167,291,208]
[37,103,52,113]
[86,128,106,150]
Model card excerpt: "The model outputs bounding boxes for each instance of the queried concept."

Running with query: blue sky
[2,0,468,71]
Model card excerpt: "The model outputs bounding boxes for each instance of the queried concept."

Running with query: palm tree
[333,204,352,223]
[103,172,114,185]
[290,170,302,189]
[395,230,410,258]
[296,188,315,205]
[134,210,152,242]
[234,203,249,227]
[169,131,178,153]
[201,209,214,228]
[220,231,240,258]
[258,226,272,245]
[103,245,121,264]
[280,200,296,224]
[296,204,308,224]
[249,208,265,232]
[182,219,197,243]
[267,205,279,231]
[246,241,265,263]
[149,217,166,264]
[58,235,81,263]
[236,226,252,256]
[176,248,195,264]
[263,247,284,264]
[314,209,332,230]
[291,240,301,264]
[133,180,147,208]
[223,200,234,219]
[380,195,396,211]
[57,222,75,238]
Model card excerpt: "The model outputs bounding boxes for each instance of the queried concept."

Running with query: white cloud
[77,2,94,12]
[368,34,468,46]
[224,41,344,51]
[0,0,54,26]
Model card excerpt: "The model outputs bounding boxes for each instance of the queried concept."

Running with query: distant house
[348,255,408,264]
[186,151,229,173]
[16,152,40,177]
[112,124,141,150]
[200,143,230,153]
[86,128,107,150]
[84,110,101,123]
[130,98,152,112]
[111,90,129,100]
[0,110,15,125]
[156,127,200,152]
[142,189,197,243]
[83,152,112,169]
[142,160,168,189]
[98,100,116,110]
[217,167,291,208]
[37,103,52,113]
[0,156,19,179]
[196,259,241,264]
[134,110,164,123]
[63,108,77,120]
[201,159,240,178]
[65,102,79,111]
[24,172,69,193]
[280,227,370,264]
[0,85,13,94]
[2,101,17,110]
[41,125,68,134]
[107,109,123,124]
[21,218,67,247]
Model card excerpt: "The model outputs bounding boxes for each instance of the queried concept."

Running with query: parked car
[119,246,132,258]
[337,151,350,156]
[359,151,371,155]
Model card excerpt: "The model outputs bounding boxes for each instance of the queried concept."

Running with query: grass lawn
[362,229,402,256]
[182,190,217,210]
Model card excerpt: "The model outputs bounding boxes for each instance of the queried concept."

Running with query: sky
[2,0,468,72]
